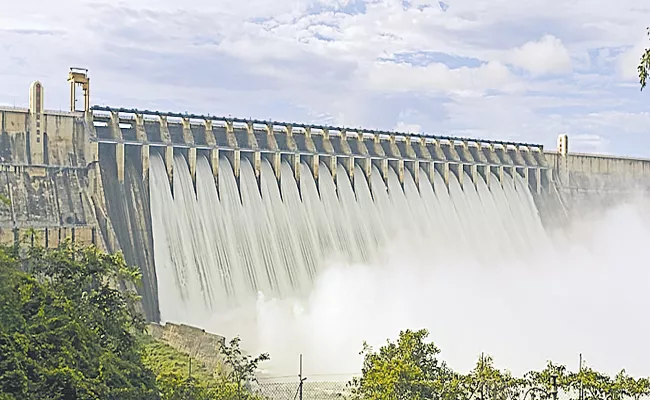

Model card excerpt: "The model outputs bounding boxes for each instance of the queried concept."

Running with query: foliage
[461,355,524,400]
[0,240,158,399]
[218,336,270,400]
[639,27,650,90]
[141,334,268,400]
[348,329,463,400]
[142,337,217,399]
[0,194,10,208]
[0,239,270,400]
[349,328,650,400]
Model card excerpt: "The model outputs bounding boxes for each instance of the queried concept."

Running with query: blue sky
[1,0,649,156]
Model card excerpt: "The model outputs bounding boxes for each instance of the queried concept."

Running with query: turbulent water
[150,153,650,380]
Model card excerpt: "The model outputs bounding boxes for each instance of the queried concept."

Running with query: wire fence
[252,381,350,400]
[251,382,650,400]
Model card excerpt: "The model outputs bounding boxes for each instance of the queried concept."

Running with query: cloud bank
[1,0,649,155]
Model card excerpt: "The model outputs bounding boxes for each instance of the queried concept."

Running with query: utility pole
[299,354,306,400]
[579,353,583,400]
[478,352,485,400]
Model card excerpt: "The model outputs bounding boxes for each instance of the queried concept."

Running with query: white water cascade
[149,153,650,378]
[151,153,546,322]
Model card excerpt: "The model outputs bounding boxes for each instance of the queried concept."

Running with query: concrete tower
[29,81,44,164]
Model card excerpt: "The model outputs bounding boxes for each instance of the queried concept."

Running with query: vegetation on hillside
[142,335,268,400]
[0,240,158,399]
[0,240,267,400]
[348,329,650,400]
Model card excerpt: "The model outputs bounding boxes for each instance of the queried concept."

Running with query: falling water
[151,153,549,325]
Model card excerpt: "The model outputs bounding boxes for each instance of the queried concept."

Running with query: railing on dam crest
[88,106,552,197]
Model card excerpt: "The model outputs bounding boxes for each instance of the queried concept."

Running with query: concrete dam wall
[2,76,650,324]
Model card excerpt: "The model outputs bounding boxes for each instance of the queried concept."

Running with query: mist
[212,197,650,381]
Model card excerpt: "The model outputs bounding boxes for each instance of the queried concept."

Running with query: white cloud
[394,121,422,133]
[507,35,572,76]
[364,60,520,95]
[0,0,649,156]
[570,133,609,153]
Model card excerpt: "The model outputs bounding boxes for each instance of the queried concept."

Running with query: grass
[140,335,221,385]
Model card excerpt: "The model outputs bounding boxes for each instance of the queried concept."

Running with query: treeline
[0,240,267,400]
[348,329,650,400]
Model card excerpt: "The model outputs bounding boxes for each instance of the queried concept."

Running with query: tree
[524,361,570,397]
[350,330,650,400]
[639,27,650,90]
[348,329,463,400]
[614,370,650,400]
[462,355,523,400]
[218,336,270,400]
[0,240,158,399]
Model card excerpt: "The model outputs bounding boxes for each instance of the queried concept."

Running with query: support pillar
[181,117,195,145]
[380,158,389,188]
[293,153,301,195]
[210,148,219,196]
[397,159,405,191]
[363,157,372,198]
[188,147,197,192]
[204,120,216,146]
[142,144,150,182]
[412,161,420,192]
[346,156,354,193]
[363,157,371,181]
[233,150,241,180]
[330,155,338,197]
[311,154,319,179]
[443,162,450,187]
[116,143,125,183]
[233,150,242,201]
[165,145,173,191]
[273,152,281,182]
[134,113,147,141]
[254,151,262,194]
[470,164,478,187]
[88,141,100,196]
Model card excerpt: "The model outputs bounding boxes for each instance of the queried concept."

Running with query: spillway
[150,152,549,327]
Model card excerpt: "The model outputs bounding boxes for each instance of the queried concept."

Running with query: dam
[2,69,650,340]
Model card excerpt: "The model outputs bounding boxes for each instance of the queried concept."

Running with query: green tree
[461,355,523,400]
[219,336,270,400]
[350,330,650,400]
[0,240,158,399]
[348,329,463,400]
[614,370,650,400]
[639,27,650,90]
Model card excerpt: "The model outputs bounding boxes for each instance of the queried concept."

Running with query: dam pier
[1,69,649,323]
